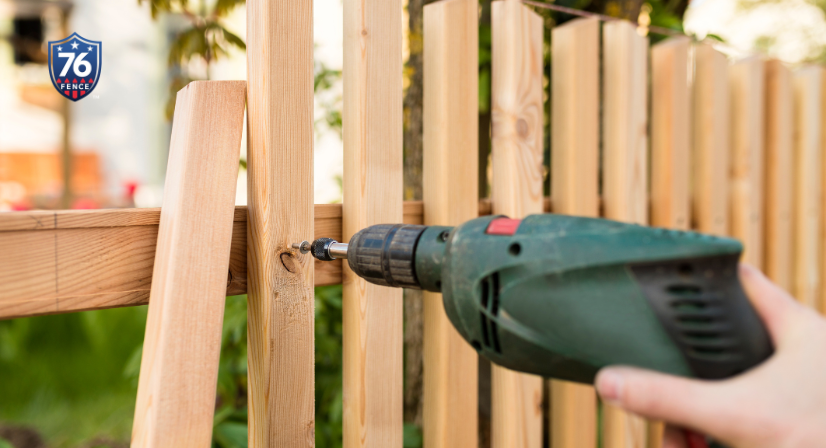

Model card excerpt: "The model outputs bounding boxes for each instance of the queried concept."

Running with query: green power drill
[295,214,773,383]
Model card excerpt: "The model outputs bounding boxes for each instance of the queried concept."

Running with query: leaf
[221,26,247,51]
[213,0,245,18]
[213,421,248,448]
[403,423,423,448]
[0,438,13,448]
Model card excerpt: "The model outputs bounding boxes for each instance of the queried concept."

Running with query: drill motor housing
[337,214,773,384]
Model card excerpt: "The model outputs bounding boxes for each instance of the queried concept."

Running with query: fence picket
[649,34,693,448]
[791,67,823,307]
[246,0,316,444]
[763,60,794,291]
[490,2,545,447]
[422,0,479,446]
[651,36,691,232]
[601,19,649,448]
[342,0,405,445]
[693,43,730,236]
[550,16,600,448]
[729,57,766,266]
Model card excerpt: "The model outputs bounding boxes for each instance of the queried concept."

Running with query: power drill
[296,214,773,383]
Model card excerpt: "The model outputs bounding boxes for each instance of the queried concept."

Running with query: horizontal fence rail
[0,200,553,320]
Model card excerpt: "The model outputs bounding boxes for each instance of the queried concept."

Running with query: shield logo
[48,33,102,101]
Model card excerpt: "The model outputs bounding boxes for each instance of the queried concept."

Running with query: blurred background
[0,0,824,447]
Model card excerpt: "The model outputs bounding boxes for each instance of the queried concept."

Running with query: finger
[595,366,737,438]
[738,263,800,343]
[663,425,688,448]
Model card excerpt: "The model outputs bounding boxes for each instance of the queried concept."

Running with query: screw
[439,230,450,242]
[292,241,311,254]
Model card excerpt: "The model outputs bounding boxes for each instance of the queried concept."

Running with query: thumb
[595,366,739,438]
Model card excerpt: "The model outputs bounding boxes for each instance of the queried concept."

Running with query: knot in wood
[280,252,299,274]
[516,118,529,138]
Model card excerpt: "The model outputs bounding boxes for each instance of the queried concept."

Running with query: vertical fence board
[343,0,404,446]
[763,60,794,291]
[422,0,479,446]
[791,67,822,307]
[131,81,246,448]
[729,57,766,266]
[246,0,316,445]
[601,20,649,448]
[550,16,600,448]
[651,36,691,231]
[649,36,692,448]
[693,43,730,236]
[490,2,545,447]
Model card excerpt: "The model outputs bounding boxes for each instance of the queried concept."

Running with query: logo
[48,33,101,101]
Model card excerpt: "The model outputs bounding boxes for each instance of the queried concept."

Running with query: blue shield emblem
[48,33,101,102]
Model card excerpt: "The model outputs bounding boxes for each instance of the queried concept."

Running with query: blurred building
[0,0,170,210]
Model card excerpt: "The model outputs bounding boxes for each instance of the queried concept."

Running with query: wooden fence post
[490,1,544,447]
[763,60,794,291]
[343,0,404,446]
[246,0,316,445]
[693,43,730,236]
[729,57,766,266]
[649,35,691,448]
[550,16,600,448]
[791,66,823,308]
[422,0,479,446]
[601,19,648,448]
[131,81,246,448]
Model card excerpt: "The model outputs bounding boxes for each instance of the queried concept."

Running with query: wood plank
[791,66,822,307]
[692,43,730,236]
[422,1,479,447]
[131,80,246,448]
[649,36,693,448]
[729,57,766,266]
[601,19,648,448]
[549,15,599,448]
[650,36,691,230]
[246,0,315,444]
[342,0,404,445]
[490,2,544,447]
[763,60,794,291]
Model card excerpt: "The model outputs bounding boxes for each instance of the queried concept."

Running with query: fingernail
[596,370,624,404]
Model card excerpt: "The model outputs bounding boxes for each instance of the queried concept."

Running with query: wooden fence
[1,0,825,447]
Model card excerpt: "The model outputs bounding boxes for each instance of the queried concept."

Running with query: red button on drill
[486,217,522,235]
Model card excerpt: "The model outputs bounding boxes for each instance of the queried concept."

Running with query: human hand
[595,264,826,448]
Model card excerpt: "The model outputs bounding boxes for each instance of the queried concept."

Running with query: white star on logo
[88,46,92,51]
[57,46,62,51]
[71,41,79,50]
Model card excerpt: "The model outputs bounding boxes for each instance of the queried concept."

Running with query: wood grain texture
[763,60,794,291]
[601,20,648,448]
[729,57,766,266]
[490,2,544,447]
[692,43,730,236]
[549,16,600,448]
[650,37,690,230]
[131,80,246,448]
[0,202,486,321]
[791,66,823,307]
[246,0,315,445]
[343,0,404,445]
[422,1,479,447]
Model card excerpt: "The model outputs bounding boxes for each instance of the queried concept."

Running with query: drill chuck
[300,224,442,290]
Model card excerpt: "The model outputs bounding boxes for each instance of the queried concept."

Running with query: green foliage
[139,0,246,119]
[0,308,148,447]
[0,439,13,448]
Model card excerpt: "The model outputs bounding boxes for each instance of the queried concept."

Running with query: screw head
[292,241,311,254]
